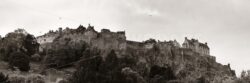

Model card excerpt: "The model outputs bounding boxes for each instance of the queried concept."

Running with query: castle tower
[117,31,126,40]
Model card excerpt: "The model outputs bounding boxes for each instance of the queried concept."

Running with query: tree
[69,56,104,83]
[0,30,39,62]
[70,49,135,83]
[23,34,39,56]
[8,52,30,71]
[44,39,90,69]
[105,50,118,70]
[149,65,176,83]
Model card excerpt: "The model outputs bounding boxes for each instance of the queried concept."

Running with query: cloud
[135,8,161,16]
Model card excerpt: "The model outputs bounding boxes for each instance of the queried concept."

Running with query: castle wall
[182,38,210,55]
[83,30,98,43]
[37,36,57,44]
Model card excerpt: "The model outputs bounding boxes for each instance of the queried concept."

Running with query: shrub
[44,41,89,69]
[149,65,176,82]
[31,53,41,62]
[0,72,10,83]
[26,75,45,83]
[69,55,104,83]
[104,50,118,70]
[70,50,141,83]
[9,76,25,83]
[45,47,82,68]
[197,76,208,83]
[8,52,30,72]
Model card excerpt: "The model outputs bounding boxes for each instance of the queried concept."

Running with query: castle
[182,37,210,55]
[37,30,60,44]
[34,25,238,82]
[37,25,210,56]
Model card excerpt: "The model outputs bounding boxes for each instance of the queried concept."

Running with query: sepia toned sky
[1,0,250,76]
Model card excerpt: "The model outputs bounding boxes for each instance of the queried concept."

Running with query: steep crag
[36,25,236,83]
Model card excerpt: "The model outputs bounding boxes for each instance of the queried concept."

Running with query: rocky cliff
[36,25,236,83]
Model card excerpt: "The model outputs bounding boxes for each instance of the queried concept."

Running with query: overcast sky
[1,0,250,76]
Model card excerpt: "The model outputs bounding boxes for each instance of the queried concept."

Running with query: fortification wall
[182,38,210,55]
[37,26,215,60]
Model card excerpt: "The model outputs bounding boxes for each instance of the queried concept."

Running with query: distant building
[182,37,210,55]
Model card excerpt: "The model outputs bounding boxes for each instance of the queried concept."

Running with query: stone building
[116,31,126,40]
[37,30,60,44]
[182,37,210,55]
[82,25,98,43]
[166,40,181,47]
[37,25,127,50]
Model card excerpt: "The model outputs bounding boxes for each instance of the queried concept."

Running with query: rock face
[38,25,236,83]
